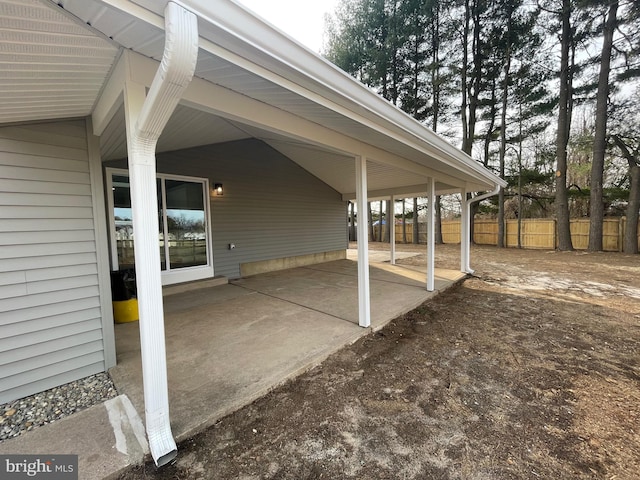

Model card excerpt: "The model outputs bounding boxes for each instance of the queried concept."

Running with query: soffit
[5,0,501,195]
[55,0,500,191]
[264,139,433,195]
[101,103,252,160]
[101,103,455,196]
[0,0,119,124]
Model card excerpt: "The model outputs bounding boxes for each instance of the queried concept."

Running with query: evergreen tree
[588,0,619,251]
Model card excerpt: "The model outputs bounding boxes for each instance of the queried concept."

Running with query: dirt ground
[119,243,640,480]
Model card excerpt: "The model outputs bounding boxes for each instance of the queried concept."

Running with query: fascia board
[82,0,503,191]
[342,183,491,202]
[124,50,483,191]
[119,0,503,189]
[181,0,501,187]
[92,49,126,136]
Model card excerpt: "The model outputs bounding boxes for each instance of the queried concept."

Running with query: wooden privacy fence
[374,224,429,243]
[392,217,640,252]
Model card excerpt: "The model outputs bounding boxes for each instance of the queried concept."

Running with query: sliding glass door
[107,169,213,285]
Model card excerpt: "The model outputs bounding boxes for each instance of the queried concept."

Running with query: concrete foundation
[240,249,346,277]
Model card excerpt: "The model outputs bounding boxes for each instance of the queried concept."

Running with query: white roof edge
[187,0,501,183]
[180,0,503,188]
[114,0,504,189]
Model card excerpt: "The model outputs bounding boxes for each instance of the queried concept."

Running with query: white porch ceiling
[244,131,452,199]
[1,0,504,197]
[0,0,119,124]
[100,103,252,160]
[98,97,444,199]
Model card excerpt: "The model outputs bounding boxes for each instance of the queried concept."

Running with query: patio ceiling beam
[183,82,472,190]
[342,183,461,202]
[187,3,506,190]
[91,0,502,189]
[123,52,485,191]
[92,51,126,137]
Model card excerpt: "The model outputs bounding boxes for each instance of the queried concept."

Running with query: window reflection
[165,180,207,269]
[111,174,208,272]
[112,175,135,270]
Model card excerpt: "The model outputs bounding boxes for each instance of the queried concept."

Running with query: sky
[235,0,340,53]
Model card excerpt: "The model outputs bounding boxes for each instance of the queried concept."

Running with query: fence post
[619,217,625,252]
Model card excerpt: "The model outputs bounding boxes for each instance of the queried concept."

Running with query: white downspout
[127,2,198,467]
[463,185,500,274]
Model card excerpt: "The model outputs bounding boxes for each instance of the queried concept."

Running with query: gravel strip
[0,373,118,442]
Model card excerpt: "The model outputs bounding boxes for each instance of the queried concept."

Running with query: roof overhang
[1,0,506,196]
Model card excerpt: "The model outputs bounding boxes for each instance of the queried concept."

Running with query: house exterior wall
[0,120,114,404]
[105,139,348,279]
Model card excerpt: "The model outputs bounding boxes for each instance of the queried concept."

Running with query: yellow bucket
[113,298,139,323]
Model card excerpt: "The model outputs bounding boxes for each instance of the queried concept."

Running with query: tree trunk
[588,0,618,251]
[431,1,440,132]
[431,5,442,245]
[461,0,470,152]
[460,0,482,242]
[625,163,640,254]
[517,105,524,249]
[368,202,374,241]
[498,23,512,249]
[468,0,482,154]
[412,198,419,244]
[484,78,497,168]
[460,0,483,154]
[613,135,640,254]
[555,0,573,251]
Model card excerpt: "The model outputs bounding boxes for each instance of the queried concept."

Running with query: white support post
[426,178,435,291]
[355,156,371,328]
[122,2,199,467]
[460,188,470,273]
[390,195,396,265]
[124,79,177,466]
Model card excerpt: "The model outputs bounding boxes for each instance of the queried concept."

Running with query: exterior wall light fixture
[214,183,223,196]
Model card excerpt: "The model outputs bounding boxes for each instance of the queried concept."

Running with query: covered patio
[0,0,504,466]
[109,253,465,441]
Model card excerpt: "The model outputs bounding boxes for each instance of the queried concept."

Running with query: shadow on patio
[109,256,465,442]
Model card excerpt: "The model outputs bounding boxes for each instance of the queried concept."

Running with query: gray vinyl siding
[106,139,347,279]
[0,120,106,404]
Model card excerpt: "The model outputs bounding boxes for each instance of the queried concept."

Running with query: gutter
[463,185,501,274]
[128,1,198,467]
[136,0,503,190]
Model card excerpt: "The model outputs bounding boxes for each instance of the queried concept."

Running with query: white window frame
[106,167,214,286]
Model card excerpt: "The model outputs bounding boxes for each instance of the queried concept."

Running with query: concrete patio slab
[0,395,146,480]
[236,259,464,328]
[110,284,365,442]
[1,257,465,480]
[110,258,465,444]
